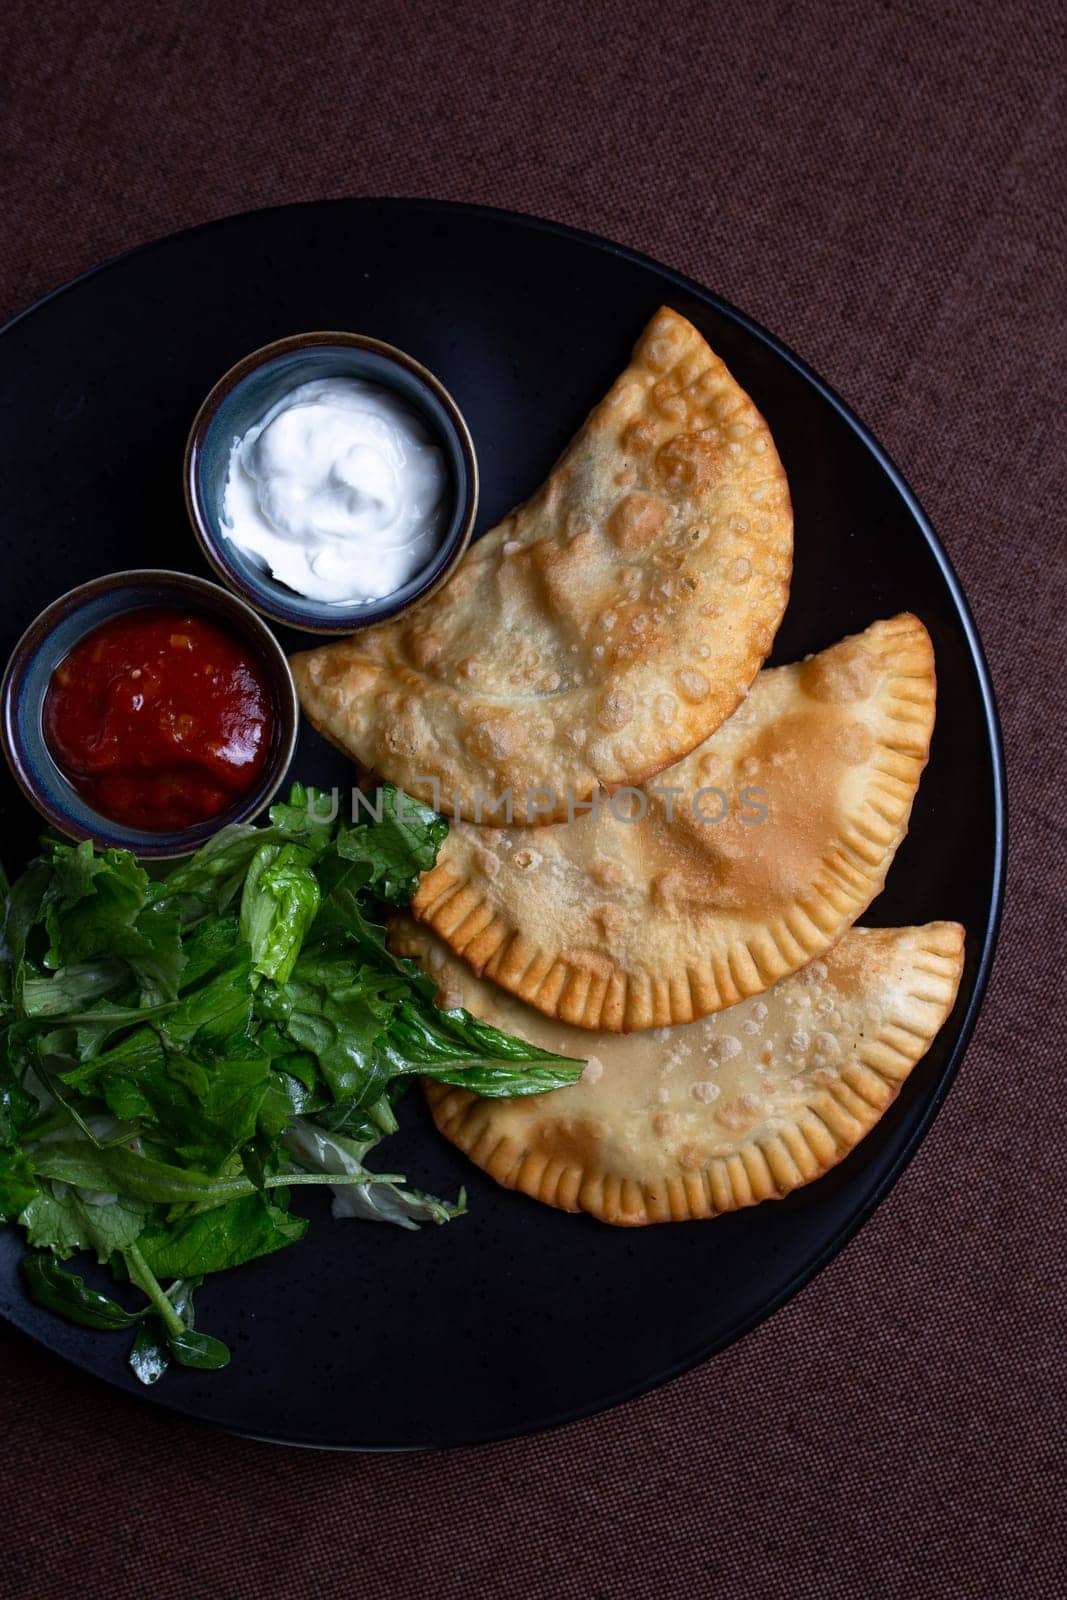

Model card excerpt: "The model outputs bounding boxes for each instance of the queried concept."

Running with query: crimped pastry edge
[424,921,965,1225]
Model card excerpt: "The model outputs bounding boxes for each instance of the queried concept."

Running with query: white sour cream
[221,377,447,605]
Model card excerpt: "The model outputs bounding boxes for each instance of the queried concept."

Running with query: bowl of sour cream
[185,332,478,633]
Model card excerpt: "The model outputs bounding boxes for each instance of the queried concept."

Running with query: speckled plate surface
[0,200,1004,1450]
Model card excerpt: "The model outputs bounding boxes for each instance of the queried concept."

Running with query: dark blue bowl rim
[184,329,479,635]
[0,568,299,858]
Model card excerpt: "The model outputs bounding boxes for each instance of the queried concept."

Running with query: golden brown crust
[412,615,937,1031]
[396,919,965,1226]
[291,308,792,824]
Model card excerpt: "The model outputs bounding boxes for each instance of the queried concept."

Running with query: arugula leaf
[279,953,400,1104]
[239,843,321,984]
[101,1038,271,1173]
[61,950,269,1169]
[266,782,339,849]
[18,1184,147,1261]
[3,860,51,967]
[334,785,448,905]
[255,1065,321,1138]
[118,902,186,1006]
[28,1139,256,1206]
[178,913,242,988]
[20,958,131,1018]
[0,1145,39,1221]
[0,1090,34,1151]
[167,1326,231,1370]
[22,1254,143,1331]
[71,1000,179,1059]
[135,1192,305,1278]
[43,844,185,1003]
[0,1006,39,1142]
[283,1120,464,1231]
[382,996,585,1094]
[128,1317,170,1383]
[160,823,286,914]
[27,1137,396,1207]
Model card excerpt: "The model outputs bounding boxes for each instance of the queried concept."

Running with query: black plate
[0,201,1005,1449]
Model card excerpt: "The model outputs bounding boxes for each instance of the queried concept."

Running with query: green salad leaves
[0,784,583,1383]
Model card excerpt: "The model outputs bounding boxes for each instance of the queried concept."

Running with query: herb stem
[124,1242,185,1340]
[264,1171,404,1189]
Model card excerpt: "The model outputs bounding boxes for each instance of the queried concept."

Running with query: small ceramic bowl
[184,331,478,634]
[1,570,299,858]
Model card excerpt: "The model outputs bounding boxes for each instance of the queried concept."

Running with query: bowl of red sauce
[1,571,298,857]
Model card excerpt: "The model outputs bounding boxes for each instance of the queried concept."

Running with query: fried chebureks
[292,308,792,824]
[393,917,965,1226]
[412,616,937,1030]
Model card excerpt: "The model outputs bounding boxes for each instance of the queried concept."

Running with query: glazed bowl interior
[1,570,298,858]
[186,334,478,634]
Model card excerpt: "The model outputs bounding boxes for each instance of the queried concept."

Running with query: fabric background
[1,2,1064,1596]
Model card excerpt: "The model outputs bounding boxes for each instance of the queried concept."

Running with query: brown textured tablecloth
[1,2,1064,1595]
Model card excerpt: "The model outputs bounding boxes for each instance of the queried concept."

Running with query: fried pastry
[393,917,965,1226]
[412,615,936,1030]
[292,307,792,823]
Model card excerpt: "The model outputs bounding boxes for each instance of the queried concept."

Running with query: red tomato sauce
[43,608,274,831]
